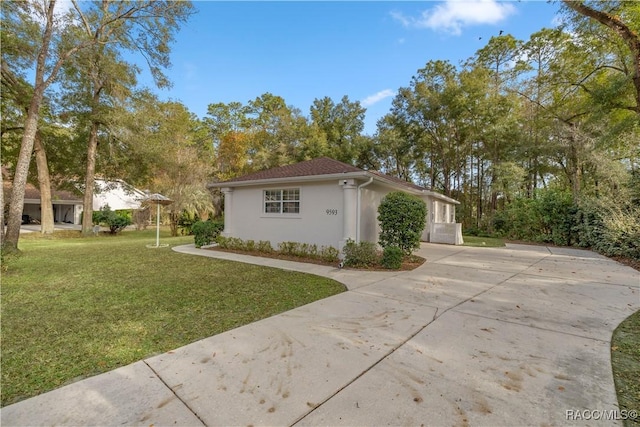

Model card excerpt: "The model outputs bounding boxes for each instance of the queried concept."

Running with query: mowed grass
[1,229,345,406]
[611,310,640,427]
[462,235,505,247]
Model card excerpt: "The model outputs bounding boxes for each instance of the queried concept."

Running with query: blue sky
[145,1,563,135]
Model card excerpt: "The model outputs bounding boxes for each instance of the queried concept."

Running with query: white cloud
[390,10,411,28]
[361,89,395,107]
[392,0,516,35]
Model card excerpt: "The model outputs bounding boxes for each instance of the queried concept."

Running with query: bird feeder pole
[143,193,173,248]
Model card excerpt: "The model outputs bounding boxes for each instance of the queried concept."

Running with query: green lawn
[611,310,640,427]
[1,229,345,406]
[462,235,506,247]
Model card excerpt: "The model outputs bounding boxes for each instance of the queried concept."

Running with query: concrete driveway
[2,243,638,426]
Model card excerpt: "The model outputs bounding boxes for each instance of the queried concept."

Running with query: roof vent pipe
[356,176,374,243]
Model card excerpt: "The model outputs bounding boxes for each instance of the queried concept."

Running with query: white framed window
[264,188,300,214]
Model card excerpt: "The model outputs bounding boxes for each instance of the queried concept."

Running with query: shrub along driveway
[3,243,639,426]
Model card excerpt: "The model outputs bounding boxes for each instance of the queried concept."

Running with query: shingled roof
[209,156,461,203]
[3,181,82,202]
[223,157,363,183]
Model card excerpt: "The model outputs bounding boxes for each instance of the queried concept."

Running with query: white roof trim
[209,171,460,204]
[208,171,366,188]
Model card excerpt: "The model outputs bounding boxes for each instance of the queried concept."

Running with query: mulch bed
[205,247,426,271]
[612,256,640,272]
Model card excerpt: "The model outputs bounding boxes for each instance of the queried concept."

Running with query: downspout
[356,177,374,243]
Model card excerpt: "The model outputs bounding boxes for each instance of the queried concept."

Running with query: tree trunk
[0,167,5,246]
[81,121,99,235]
[169,210,179,237]
[4,100,42,251]
[34,133,55,234]
[4,0,57,251]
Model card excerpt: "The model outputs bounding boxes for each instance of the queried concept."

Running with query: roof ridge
[219,156,363,183]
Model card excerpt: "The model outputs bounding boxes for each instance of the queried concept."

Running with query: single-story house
[3,181,84,224]
[208,157,463,251]
[2,178,145,225]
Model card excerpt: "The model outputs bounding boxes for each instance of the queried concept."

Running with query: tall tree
[246,93,308,170]
[126,101,214,236]
[0,0,194,250]
[562,0,640,116]
[310,95,367,165]
[473,35,526,214]
[1,60,63,234]
[60,45,137,234]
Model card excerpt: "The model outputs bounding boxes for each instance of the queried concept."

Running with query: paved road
[2,243,638,426]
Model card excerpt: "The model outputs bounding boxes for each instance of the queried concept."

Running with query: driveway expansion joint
[450,309,614,344]
[142,360,207,427]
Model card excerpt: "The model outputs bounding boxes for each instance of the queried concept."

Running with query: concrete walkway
[2,243,638,426]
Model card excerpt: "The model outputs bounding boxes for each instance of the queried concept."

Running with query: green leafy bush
[492,189,575,245]
[377,192,426,255]
[573,198,606,248]
[319,246,340,263]
[381,246,403,269]
[257,240,274,253]
[596,206,640,260]
[217,236,244,250]
[218,237,339,262]
[92,205,132,234]
[192,220,224,247]
[343,239,379,267]
[178,211,199,235]
[278,241,300,256]
[492,191,639,261]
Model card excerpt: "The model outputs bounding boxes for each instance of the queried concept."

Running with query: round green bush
[377,192,426,255]
[192,220,223,247]
[381,246,403,269]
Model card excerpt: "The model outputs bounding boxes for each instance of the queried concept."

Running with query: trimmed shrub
[319,246,340,263]
[192,220,224,247]
[343,239,379,267]
[92,205,132,234]
[377,191,427,255]
[218,237,340,262]
[381,246,403,269]
[257,240,274,253]
[278,241,300,256]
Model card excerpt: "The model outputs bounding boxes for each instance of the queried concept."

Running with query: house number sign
[326,209,338,215]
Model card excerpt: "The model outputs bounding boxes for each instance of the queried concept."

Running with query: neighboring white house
[3,178,146,225]
[92,179,146,212]
[208,157,463,251]
[11,182,84,225]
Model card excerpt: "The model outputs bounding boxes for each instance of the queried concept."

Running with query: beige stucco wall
[225,181,345,249]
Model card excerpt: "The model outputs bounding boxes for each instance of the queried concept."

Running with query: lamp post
[144,193,173,248]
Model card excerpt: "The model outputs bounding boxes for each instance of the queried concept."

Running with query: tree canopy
[1,1,637,256]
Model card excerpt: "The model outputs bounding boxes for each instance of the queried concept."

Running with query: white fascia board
[208,171,460,205]
[208,171,367,188]
[422,190,461,205]
[365,174,424,195]
[364,174,460,204]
